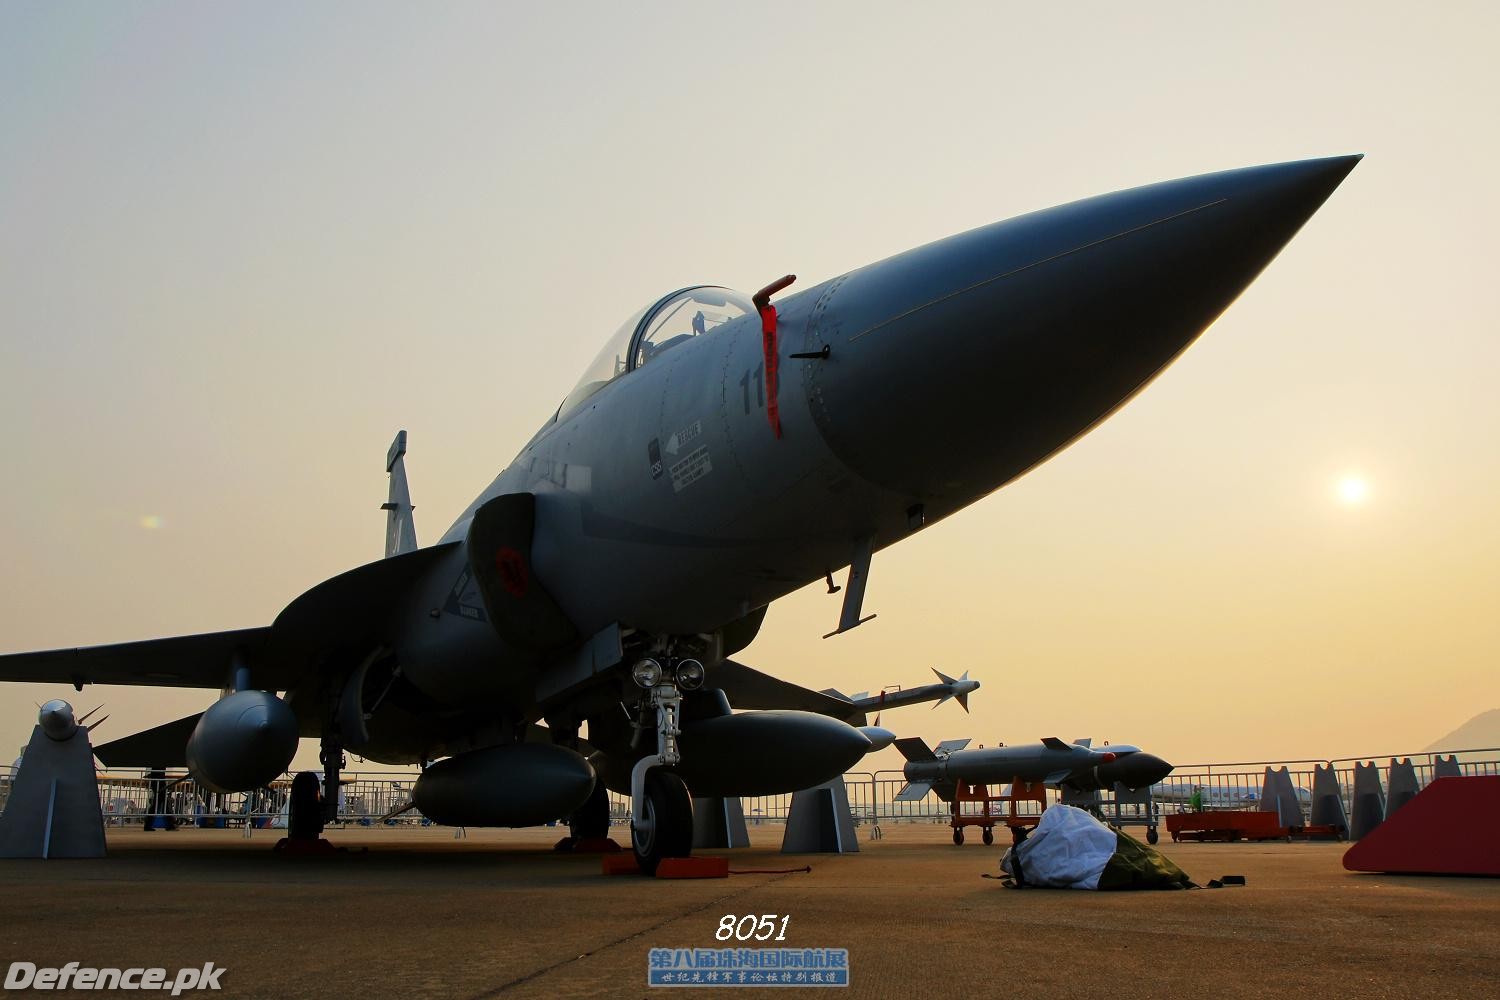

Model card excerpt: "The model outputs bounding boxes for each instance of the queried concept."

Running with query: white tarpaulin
[1001,804,1117,889]
[1000,804,1196,890]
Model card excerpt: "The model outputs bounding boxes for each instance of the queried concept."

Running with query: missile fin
[893,737,936,763]
[932,667,957,686]
[934,738,971,755]
[956,692,970,713]
[895,781,933,802]
[1075,737,1092,748]
[1044,769,1072,785]
[1041,736,1070,751]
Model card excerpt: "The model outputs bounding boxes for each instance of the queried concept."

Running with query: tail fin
[931,668,972,712]
[896,778,957,803]
[895,780,934,802]
[382,430,418,558]
[894,737,935,763]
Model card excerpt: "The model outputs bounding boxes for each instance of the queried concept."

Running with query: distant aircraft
[0,156,1359,872]
[1151,781,1312,809]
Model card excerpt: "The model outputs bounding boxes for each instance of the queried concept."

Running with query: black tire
[569,779,611,841]
[1146,827,1159,845]
[288,771,324,841]
[981,827,994,846]
[952,828,964,846]
[631,770,694,875]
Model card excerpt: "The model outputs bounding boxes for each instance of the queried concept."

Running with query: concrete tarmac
[0,823,1496,998]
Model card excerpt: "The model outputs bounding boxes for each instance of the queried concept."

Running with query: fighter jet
[0,156,1359,872]
[896,737,1174,802]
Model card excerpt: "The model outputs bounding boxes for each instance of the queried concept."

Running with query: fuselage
[341,156,1360,762]
[451,156,1361,638]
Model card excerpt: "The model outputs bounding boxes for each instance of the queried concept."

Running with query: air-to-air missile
[37,700,78,741]
[832,669,979,716]
[895,736,1173,801]
[36,700,107,742]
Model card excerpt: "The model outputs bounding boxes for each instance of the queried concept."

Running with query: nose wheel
[631,769,693,875]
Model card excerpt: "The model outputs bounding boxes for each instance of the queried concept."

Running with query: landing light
[675,659,705,691]
[631,658,664,688]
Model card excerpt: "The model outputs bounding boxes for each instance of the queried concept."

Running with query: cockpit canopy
[559,286,754,418]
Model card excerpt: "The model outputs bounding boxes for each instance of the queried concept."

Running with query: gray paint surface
[0,158,1359,818]
[0,721,106,859]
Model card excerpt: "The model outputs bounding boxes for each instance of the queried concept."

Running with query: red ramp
[1343,776,1500,876]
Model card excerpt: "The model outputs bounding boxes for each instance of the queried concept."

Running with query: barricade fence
[5,748,1496,830]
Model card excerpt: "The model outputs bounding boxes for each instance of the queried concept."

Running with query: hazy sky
[2,2,1496,773]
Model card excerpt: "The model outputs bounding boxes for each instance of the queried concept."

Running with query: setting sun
[1337,475,1370,505]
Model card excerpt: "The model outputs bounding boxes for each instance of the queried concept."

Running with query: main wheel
[952,827,964,845]
[1146,827,1159,845]
[287,771,324,841]
[982,827,994,846]
[632,770,694,875]
[569,779,611,841]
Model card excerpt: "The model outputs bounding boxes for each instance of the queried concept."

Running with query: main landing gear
[568,779,611,842]
[276,735,344,855]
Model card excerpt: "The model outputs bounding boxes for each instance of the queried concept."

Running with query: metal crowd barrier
[4,747,1495,830]
[1152,749,1500,827]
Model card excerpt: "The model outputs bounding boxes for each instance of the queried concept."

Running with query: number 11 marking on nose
[740,363,765,414]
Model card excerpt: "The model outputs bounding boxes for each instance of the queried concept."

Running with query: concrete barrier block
[1310,763,1347,833]
[782,777,858,854]
[0,723,106,859]
[1259,766,1303,826]
[1387,758,1419,817]
[692,796,750,849]
[1350,761,1386,841]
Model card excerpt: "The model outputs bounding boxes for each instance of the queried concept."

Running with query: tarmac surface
[1,822,1496,998]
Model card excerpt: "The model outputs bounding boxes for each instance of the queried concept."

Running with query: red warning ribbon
[753,274,796,440]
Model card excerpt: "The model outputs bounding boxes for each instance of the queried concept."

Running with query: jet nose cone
[800,156,1360,502]
[1209,154,1361,242]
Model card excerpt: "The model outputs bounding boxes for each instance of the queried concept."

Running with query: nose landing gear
[629,677,696,874]
[631,769,693,874]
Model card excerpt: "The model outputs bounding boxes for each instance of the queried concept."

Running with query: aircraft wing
[713,659,864,722]
[0,541,463,693]
[0,628,272,691]
[94,712,203,767]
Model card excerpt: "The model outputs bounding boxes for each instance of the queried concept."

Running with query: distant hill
[1425,709,1500,753]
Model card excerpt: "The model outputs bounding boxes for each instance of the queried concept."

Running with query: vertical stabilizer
[382,430,418,558]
